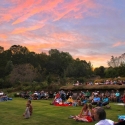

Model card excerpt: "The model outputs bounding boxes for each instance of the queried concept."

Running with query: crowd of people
[22,97,125,125]
[1,88,125,124]
[52,89,125,106]
[48,89,125,124]
[19,91,52,100]
[94,79,125,85]
[18,89,125,107]
[73,79,125,86]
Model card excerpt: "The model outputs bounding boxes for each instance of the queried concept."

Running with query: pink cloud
[1,14,13,22]
[0,0,99,25]
[50,32,78,41]
[0,34,7,39]
[12,24,45,34]
[53,0,98,21]
[22,30,93,50]
[112,41,125,47]
[0,1,26,23]
[0,0,42,23]
[12,0,63,25]
[22,41,65,53]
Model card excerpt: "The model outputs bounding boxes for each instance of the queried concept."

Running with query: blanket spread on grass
[54,103,72,106]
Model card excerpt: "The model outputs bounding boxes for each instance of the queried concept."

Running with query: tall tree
[47,49,73,76]
[94,66,105,78]
[65,58,93,78]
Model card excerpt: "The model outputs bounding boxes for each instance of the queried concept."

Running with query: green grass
[0,98,125,125]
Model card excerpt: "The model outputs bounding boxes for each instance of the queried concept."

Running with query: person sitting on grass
[73,103,93,122]
[110,90,116,102]
[50,92,61,105]
[91,94,101,106]
[55,97,63,104]
[120,92,125,103]
[81,97,88,106]
[97,95,109,107]
[88,103,95,121]
[76,95,82,106]
[64,96,74,105]
[72,100,78,107]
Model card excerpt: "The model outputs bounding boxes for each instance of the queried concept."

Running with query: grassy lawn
[0,98,125,125]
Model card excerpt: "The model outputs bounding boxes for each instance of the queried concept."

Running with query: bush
[14,92,20,97]
[21,86,32,91]
[48,84,60,92]
[35,85,42,91]
[7,92,15,98]
[6,87,14,93]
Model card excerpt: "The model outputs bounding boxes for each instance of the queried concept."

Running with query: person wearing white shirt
[94,107,114,125]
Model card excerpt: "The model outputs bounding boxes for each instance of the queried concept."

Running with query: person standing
[23,103,30,119]
[115,90,120,103]
[27,100,33,116]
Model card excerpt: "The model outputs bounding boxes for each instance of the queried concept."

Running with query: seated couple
[91,94,109,107]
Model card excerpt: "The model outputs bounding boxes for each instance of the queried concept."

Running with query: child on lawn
[23,103,30,119]
[27,100,33,116]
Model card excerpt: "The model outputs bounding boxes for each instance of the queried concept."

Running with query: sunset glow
[0,0,125,68]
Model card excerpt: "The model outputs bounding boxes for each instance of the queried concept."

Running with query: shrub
[13,92,20,97]
[21,86,32,91]
[35,85,42,91]
[6,87,14,93]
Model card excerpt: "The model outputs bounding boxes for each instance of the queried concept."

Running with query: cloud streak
[112,41,125,47]
[12,24,45,34]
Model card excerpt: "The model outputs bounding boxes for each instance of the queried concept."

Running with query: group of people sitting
[91,94,109,107]
[72,91,110,107]
[20,91,50,100]
[69,103,125,125]
[0,91,12,102]
[75,89,125,107]
[19,89,125,106]
[48,88,125,109]
[50,90,110,109]
[51,92,74,106]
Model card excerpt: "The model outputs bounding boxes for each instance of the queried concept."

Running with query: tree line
[0,45,93,90]
[0,45,125,90]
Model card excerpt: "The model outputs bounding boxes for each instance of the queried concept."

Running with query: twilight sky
[0,0,125,67]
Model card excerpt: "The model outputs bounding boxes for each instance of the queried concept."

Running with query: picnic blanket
[54,103,72,106]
